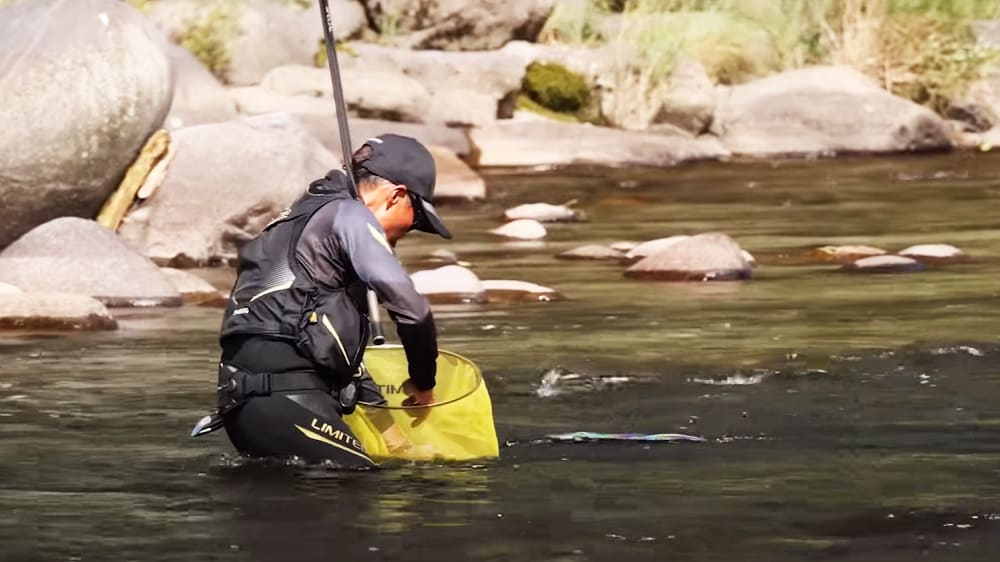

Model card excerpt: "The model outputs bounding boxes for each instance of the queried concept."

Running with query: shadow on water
[2,154,1000,561]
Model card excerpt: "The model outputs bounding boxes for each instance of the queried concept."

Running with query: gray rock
[601,58,716,134]
[146,0,367,86]
[160,267,225,305]
[340,44,528,126]
[0,282,22,295]
[362,0,553,51]
[470,120,729,167]
[504,203,580,223]
[260,63,433,123]
[625,232,752,281]
[490,219,547,240]
[0,0,173,249]
[625,235,691,259]
[428,146,486,201]
[410,265,487,304]
[0,293,117,331]
[898,244,967,263]
[0,218,181,307]
[228,85,340,116]
[713,66,952,157]
[950,75,1000,132]
[809,244,887,264]
[482,279,562,302]
[118,113,338,267]
[164,43,237,129]
[293,114,472,158]
[557,245,624,261]
[843,255,925,273]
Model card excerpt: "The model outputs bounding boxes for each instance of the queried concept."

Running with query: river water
[2,153,999,561]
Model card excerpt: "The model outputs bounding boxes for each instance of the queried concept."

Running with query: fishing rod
[318,0,385,345]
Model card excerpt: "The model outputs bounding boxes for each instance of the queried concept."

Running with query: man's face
[361,183,416,246]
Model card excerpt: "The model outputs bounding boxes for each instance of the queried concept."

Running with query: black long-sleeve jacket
[220,171,438,390]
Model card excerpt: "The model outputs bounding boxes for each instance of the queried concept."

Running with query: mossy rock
[522,61,591,113]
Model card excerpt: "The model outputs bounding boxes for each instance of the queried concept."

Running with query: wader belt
[219,370,333,396]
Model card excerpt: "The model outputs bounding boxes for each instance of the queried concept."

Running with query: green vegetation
[541,0,1000,112]
[177,0,241,78]
[523,62,591,112]
[124,0,152,12]
[517,62,601,122]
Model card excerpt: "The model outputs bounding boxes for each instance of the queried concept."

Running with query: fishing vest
[219,188,370,386]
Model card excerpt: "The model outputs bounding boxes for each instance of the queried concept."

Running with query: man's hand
[401,379,434,427]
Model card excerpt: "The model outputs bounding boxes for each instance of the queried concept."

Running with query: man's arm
[334,204,437,391]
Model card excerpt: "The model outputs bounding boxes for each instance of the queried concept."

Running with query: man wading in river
[215,134,451,467]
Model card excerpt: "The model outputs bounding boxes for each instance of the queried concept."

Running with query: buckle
[239,372,272,396]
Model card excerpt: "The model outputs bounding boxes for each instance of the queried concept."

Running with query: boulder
[0,283,22,295]
[118,113,338,267]
[482,280,563,302]
[504,203,580,223]
[470,120,728,167]
[809,244,887,264]
[843,255,925,274]
[292,114,472,159]
[491,219,547,240]
[0,293,117,331]
[624,233,752,281]
[164,42,237,129]
[362,0,553,51]
[0,0,173,249]
[339,44,528,126]
[557,245,625,261]
[712,66,953,157]
[899,244,967,264]
[625,235,691,260]
[0,218,181,307]
[160,267,226,305]
[146,0,367,86]
[259,63,432,122]
[428,146,486,201]
[950,73,1000,132]
[973,20,1000,49]
[228,85,339,116]
[601,57,716,134]
[410,265,487,304]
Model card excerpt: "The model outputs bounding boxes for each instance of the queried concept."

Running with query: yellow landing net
[343,346,500,463]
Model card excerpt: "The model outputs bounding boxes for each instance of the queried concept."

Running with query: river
[2,153,999,561]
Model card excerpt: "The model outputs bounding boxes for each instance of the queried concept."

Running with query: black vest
[219,186,370,385]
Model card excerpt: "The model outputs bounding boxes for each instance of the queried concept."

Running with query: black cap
[359,134,451,240]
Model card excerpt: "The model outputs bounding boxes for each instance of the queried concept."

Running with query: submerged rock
[557,244,625,261]
[0,217,181,306]
[625,233,752,281]
[610,241,640,253]
[809,244,888,264]
[118,113,336,267]
[482,280,563,302]
[0,0,173,248]
[899,244,967,263]
[410,265,487,304]
[491,219,548,240]
[843,255,925,273]
[0,293,117,331]
[504,203,580,223]
[625,235,691,259]
[0,218,181,307]
[160,268,226,305]
[713,66,952,157]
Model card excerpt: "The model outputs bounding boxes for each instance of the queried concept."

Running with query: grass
[176,0,241,79]
[541,0,1000,113]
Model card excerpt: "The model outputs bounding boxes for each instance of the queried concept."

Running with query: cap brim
[412,197,452,239]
